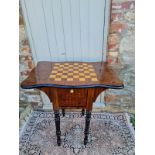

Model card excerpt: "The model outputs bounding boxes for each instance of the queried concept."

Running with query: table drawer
[57,88,87,107]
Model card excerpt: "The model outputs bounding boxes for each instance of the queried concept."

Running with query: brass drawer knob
[70,89,74,93]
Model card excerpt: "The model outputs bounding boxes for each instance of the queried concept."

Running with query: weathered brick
[107,56,119,64]
[105,94,117,102]
[108,52,118,57]
[19,55,26,62]
[108,44,118,51]
[21,70,30,76]
[19,15,24,25]
[19,55,33,63]
[110,22,127,33]
[22,39,29,46]
[27,56,33,60]
[28,61,34,69]
[111,12,123,22]
[108,34,120,50]
[121,1,135,10]
[21,45,31,53]
[112,1,135,10]
[112,3,122,10]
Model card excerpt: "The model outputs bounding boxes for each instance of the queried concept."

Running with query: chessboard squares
[73,66,79,69]
[84,70,90,74]
[90,73,97,76]
[78,65,84,69]
[56,72,63,76]
[62,70,68,73]
[91,78,98,81]
[67,78,73,81]
[68,69,74,72]
[89,65,94,68]
[68,72,73,76]
[79,78,86,81]
[83,67,89,70]
[59,64,64,66]
[51,70,57,74]
[79,69,84,71]
[73,75,79,78]
[73,70,79,74]
[58,67,64,71]
[73,63,79,66]
[89,68,95,71]
[49,75,56,79]
[85,75,91,78]
[61,75,68,79]
[49,63,98,82]
[79,73,84,76]
[63,63,69,66]
[54,78,61,81]
[53,66,59,69]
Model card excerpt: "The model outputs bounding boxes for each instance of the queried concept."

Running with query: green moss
[130,114,135,129]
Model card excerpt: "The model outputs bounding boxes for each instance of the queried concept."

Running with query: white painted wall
[20,0,111,108]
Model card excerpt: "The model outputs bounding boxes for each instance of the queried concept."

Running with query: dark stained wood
[84,110,91,145]
[57,88,88,107]
[54,110,61,146]
[38,87,106,110]
[62,109,65,117]
[81,109,85,116]
[20,61,124,146]
[21,61,124,89]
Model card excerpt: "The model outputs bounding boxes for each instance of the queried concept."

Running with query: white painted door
[20,0,111,109]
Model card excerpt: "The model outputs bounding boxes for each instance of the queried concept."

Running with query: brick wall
[19,0,135,128]
[107,0,134,64]
[19,5,43,129]
[105,0,135,113]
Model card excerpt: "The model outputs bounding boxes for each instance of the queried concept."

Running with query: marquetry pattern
[49,63,98,82]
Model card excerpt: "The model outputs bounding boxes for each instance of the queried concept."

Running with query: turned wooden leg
[84,110,91,145]
[54,110,61,146]
[81,109,85,116]
[62,109,65,117]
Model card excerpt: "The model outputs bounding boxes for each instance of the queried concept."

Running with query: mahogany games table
[21,61,124,146]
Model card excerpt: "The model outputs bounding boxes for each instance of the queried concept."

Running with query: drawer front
[57,88,87,107]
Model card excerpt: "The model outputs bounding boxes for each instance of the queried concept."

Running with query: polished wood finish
[54,110,61,146]
[62,109,65,117]
[21,61,124,89]
[21,61,124,145]
[81,109,85,116]
[37,87,106,111]
[84,111,91,145]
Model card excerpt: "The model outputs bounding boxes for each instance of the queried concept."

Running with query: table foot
[57,135,61,146]
[84,110,91,145]
[54,110,61,146]
[62,109,65,117]
[81,109,85,116]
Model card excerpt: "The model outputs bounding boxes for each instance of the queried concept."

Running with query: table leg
[81,109,85,116]
[54,110,61,146]
[62,109,65,117]
[84,110,91,145]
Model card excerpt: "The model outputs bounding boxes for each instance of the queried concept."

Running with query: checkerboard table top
[49,63,98,82]
[21,61,124,89]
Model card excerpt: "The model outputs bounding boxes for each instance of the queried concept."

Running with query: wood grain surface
[21,61,124,89]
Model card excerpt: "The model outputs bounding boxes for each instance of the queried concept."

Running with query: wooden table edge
[21,83,124,89]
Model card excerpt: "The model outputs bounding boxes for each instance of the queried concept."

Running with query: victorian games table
[21,61,124,146]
